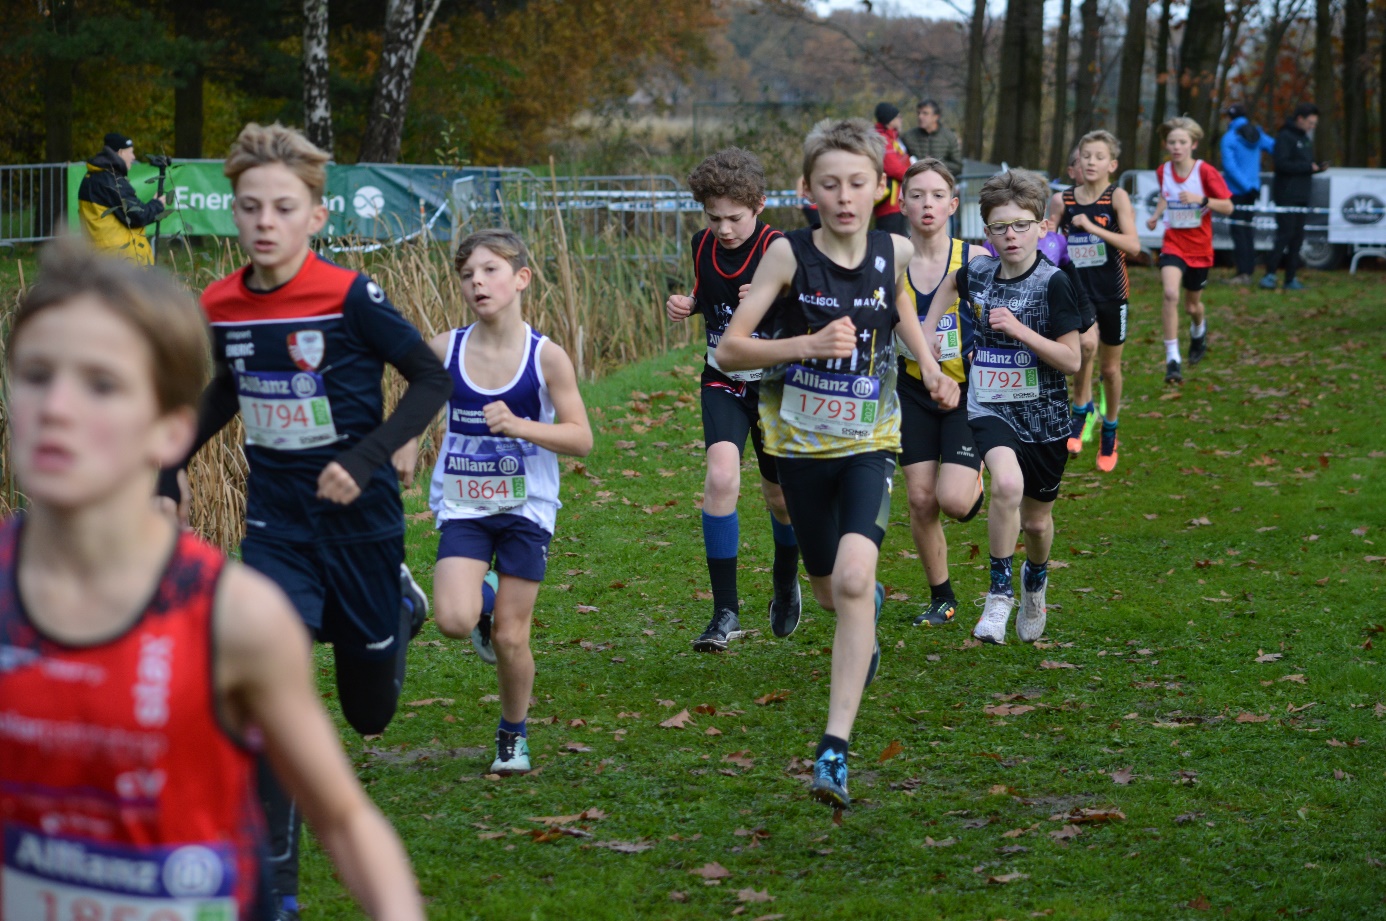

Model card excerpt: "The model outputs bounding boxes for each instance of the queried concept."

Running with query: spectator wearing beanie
[872,102,911,237]
[77,132,167,265]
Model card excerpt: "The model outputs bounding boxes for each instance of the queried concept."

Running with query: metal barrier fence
[0,164,68,244]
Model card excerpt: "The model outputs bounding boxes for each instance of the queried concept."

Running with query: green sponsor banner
[66,161,466,240]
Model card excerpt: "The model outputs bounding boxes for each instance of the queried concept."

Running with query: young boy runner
[665,148,802,649]
[1,240,423,920]
[160,123,452,919]
[930,169,1083,646]
[1051,130,1141,472]
[717,119,959,808]
[896,158,989,628]
[1146,116,1234,384]
[429,229,593,776]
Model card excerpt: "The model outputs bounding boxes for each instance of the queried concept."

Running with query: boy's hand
[317,461,362,505]
[1177,192,1203,205]
[483,400,521,437]
[923,369,959,410]
[1070,213,1093,233]
[738,283,751,302]
[808,317,857,360]
[931,335,943,361]
[666,294,694,322]
[392,438,420,486]
[988,307,1024,339]
[1146,215,1158,231]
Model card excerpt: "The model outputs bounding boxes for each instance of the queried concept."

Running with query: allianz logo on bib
[447,456,502,474]
[239,376,290,396]
[979,349,1033,368]
[789,367,851,393]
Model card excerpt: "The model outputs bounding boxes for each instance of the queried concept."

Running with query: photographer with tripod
[77,132,167,265]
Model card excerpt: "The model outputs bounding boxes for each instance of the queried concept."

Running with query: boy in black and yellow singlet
[665,149,802,650]
[1052,130,1142,472]
[931,170,1083,649]
[897,158,990,628]
[159,124,450,919]
[717,119,958,808]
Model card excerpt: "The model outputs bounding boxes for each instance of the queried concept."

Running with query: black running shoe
[692,608,743,652]
[1188,334,1207,366]
[400,563,429,639]
[1165,359,1183,385]
[912,596,957,627]
[769,581,802,638]
[864,583,884,688]
[810,750,850,808]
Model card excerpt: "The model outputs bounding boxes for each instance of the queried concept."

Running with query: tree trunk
[1341,0,1367,164]
[40,0,76,237]
[357,0,442,163]
[1071,0,1102,140]
[1379,25,1385,167]
[1212,0,1253,139]
[963,0,988,159]
[172,2,205,158]
[1312,0,1338,164]
[1176,0,1225,136]
[302,0,334,155]
[1147,0,1172,167]
[1046,0,1074,176]
[991,0,1045,167]
[1114,0,1149,171]
[1249,2,1305,129]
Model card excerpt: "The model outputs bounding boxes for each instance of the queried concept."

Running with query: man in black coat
[1261,104,1326,291]
[77,132,166,265]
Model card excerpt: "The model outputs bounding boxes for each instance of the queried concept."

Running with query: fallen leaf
[736,888,774,903]
[562,742,593,753]
[1039,660,1080,670]
[1326,738,1347,747]
[1111,768,1133,785]
[689,862,730,880]
[529,808,606,826]
[754,690,790,705]
[593,840,655,853]
[722,750,755,770]
[668,891,688,903]
[575,605,599,614]
[705,727,723,737]
[659,709,695,729]
[983,704,1036,717]
[1049,824,1083,841]
[1254,652,1284,663]
[878,740,904,763]
[921,836,956,847]
[477,831,507,840]
[1279,674,1306,684]
[407,697,455,707]
[987,872,1030,884]
[1187,516,1213,527]
[1235,712,1270,723]
[1188,894,1212,911]
[1000,827,1030,839]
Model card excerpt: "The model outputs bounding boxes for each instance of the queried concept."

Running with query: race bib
[935,312,962,363]
[237,370,337,450]
[779,364,879,439]
[1068,232,1107,268]
[3,826,238,921]
[1166,202,1204,229]
[442,440,528,512]
[970,347,1040,403]
[705,333,762,383]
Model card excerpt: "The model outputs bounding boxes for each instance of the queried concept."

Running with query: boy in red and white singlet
[0,241,422,920]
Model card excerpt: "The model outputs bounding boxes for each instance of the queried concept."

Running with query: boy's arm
[156,354,240,504]
[391,330,456,485]
[1201,165,1235,215]
[484,342,594,458]
[715,237,855,371]
[1205,195,1234,216]
[215,566,423,921]
[893,239,958,409]
[1146,193,1167,229]
[1046,191,1066,226]
[985,273,1082,374]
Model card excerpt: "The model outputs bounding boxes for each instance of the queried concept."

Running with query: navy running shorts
[970,415,1069,503]
[437,514,552,583]
[898,373,981,470]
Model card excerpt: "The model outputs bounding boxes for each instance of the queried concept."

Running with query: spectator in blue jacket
[1220,104,1274,284]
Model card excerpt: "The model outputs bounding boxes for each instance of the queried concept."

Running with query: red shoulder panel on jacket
[203,252,358,324]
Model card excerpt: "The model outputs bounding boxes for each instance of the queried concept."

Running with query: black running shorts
[774,450,895,578]
[1157,254,1209,291]
[1094,300,1129,346]
[970,415,1068,503]
[701,369,779,485]
[898,372,981,470]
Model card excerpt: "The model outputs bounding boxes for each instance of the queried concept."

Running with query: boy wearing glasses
[929,169,1082,645]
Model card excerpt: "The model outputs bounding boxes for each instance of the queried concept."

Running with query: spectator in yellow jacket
[77,132,166,265]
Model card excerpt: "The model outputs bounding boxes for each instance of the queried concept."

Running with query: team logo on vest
[1341,194,1384,226]
[291,373,319,398]
[853,287,888,311]
[874,255,886,273]
[287,330,325,370]
[498,455,521,475]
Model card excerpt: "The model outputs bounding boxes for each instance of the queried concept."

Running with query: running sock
[815,734,849,760]
[1073,401,1094,415]
[989,555,1014,596]
[1103,418,1119,432]
[1164,339,1181,362]
[930,579,955,602]
[499,716,527,738]
[1190,320,1206,338]
[770,516,799,595]
[481,579,496,615]
[282,896,300,913]
[703,511,740,613]
[1023,559,1049,591]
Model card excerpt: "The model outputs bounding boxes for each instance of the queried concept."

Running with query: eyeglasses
[984,219,1038,236]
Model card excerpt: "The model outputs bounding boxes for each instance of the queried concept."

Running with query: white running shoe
[490,729,531,775]
[973,592,1015,645]
[1017,564,1048,642]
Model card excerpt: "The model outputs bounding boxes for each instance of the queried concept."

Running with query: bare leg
[1160,265,1184,342]
[903,461,947,586]
[823,534,881,740]
[492,576,541,724]
[703,442,742,516]
[983,447,1024,560]
[1100,342,1125,422]
[1072,325,1099,406]
[1019,496,1057,566]
[433,556,491,639]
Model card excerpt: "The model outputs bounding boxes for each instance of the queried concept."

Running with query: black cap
[874,102,900,125]
[104,132,133,151]
[1224,104,1247,120]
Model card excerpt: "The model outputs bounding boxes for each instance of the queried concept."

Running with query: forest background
[3,0,1385,189]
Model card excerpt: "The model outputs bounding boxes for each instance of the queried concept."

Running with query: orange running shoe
[1096,425,1118,473]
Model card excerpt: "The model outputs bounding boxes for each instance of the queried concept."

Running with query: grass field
[283,265,1386,920]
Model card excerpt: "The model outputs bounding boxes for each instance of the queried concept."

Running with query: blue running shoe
[1284,278,1305,291]
[864,582,883,688]
[1259,274,1278,290]
[810,751,850,808]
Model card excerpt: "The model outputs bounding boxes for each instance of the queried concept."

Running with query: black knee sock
[816,734,849,759]
[707,557,739,614]
[930,578,955,602]
[259,756,301,901]
[772,542,800,595]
